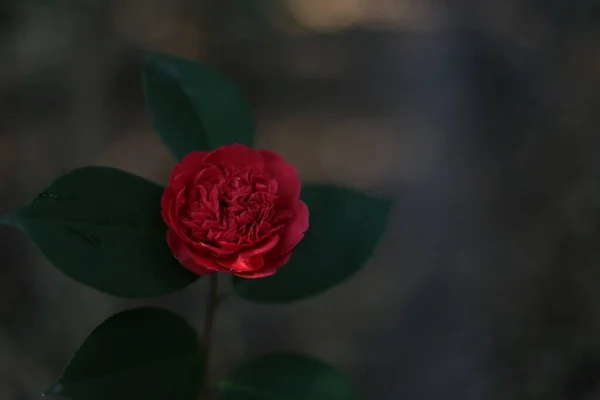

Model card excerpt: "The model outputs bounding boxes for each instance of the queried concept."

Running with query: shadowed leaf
[143,51,254,159]
[46,307,204,400]
[5,167,199,297]
[218,352,360,400]
[233,184,392,302]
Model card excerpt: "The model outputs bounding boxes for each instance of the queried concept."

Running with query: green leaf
[143,51,255,159]
[5,166,199,298]
[218,352,360,400]
[45,307,204,400]
[232,184,392,303]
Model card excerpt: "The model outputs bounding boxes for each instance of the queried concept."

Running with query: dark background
[1,1,600,399]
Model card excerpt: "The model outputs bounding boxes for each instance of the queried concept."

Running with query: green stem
[201,273,219,399]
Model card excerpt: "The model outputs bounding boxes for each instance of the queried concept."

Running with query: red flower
[161,144,309,278]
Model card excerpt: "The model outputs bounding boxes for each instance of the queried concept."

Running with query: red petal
[166,229,213,275]
[274,200,309,255]
[234,268,278,278]
[184,244,232,273]
[219,235,280,272]
[163,189,188,242]
[181,150,209,166]
[160,189,173,224]
[204,144,264,171]
[198,241,238,256]
[193,165,222,186]
[259,150,301,201]
[169,151,209,184]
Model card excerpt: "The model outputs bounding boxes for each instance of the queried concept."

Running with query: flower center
[182,169,287,250]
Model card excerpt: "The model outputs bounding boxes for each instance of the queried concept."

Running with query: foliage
[0,51,392,399]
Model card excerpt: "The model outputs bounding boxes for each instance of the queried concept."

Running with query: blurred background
[1,0,600,399]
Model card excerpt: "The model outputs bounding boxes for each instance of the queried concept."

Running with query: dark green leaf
[143,51,254,159]
[45,307,204,400]
[233,184,392,302]
[3,167,198,298]
[218,352,360,400]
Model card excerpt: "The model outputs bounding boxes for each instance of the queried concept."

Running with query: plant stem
[202,273,219,399]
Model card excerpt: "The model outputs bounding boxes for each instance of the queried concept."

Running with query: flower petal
[160,189,173,224]
[259,150,301,201]
[219,235,280,272]
[166,229,212,275]
[234,268,278,279]
[204,144,264,171]
[169,151,209,184]
[274,200,309,256]
[198,241,238,256]
[183,245,231,273]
